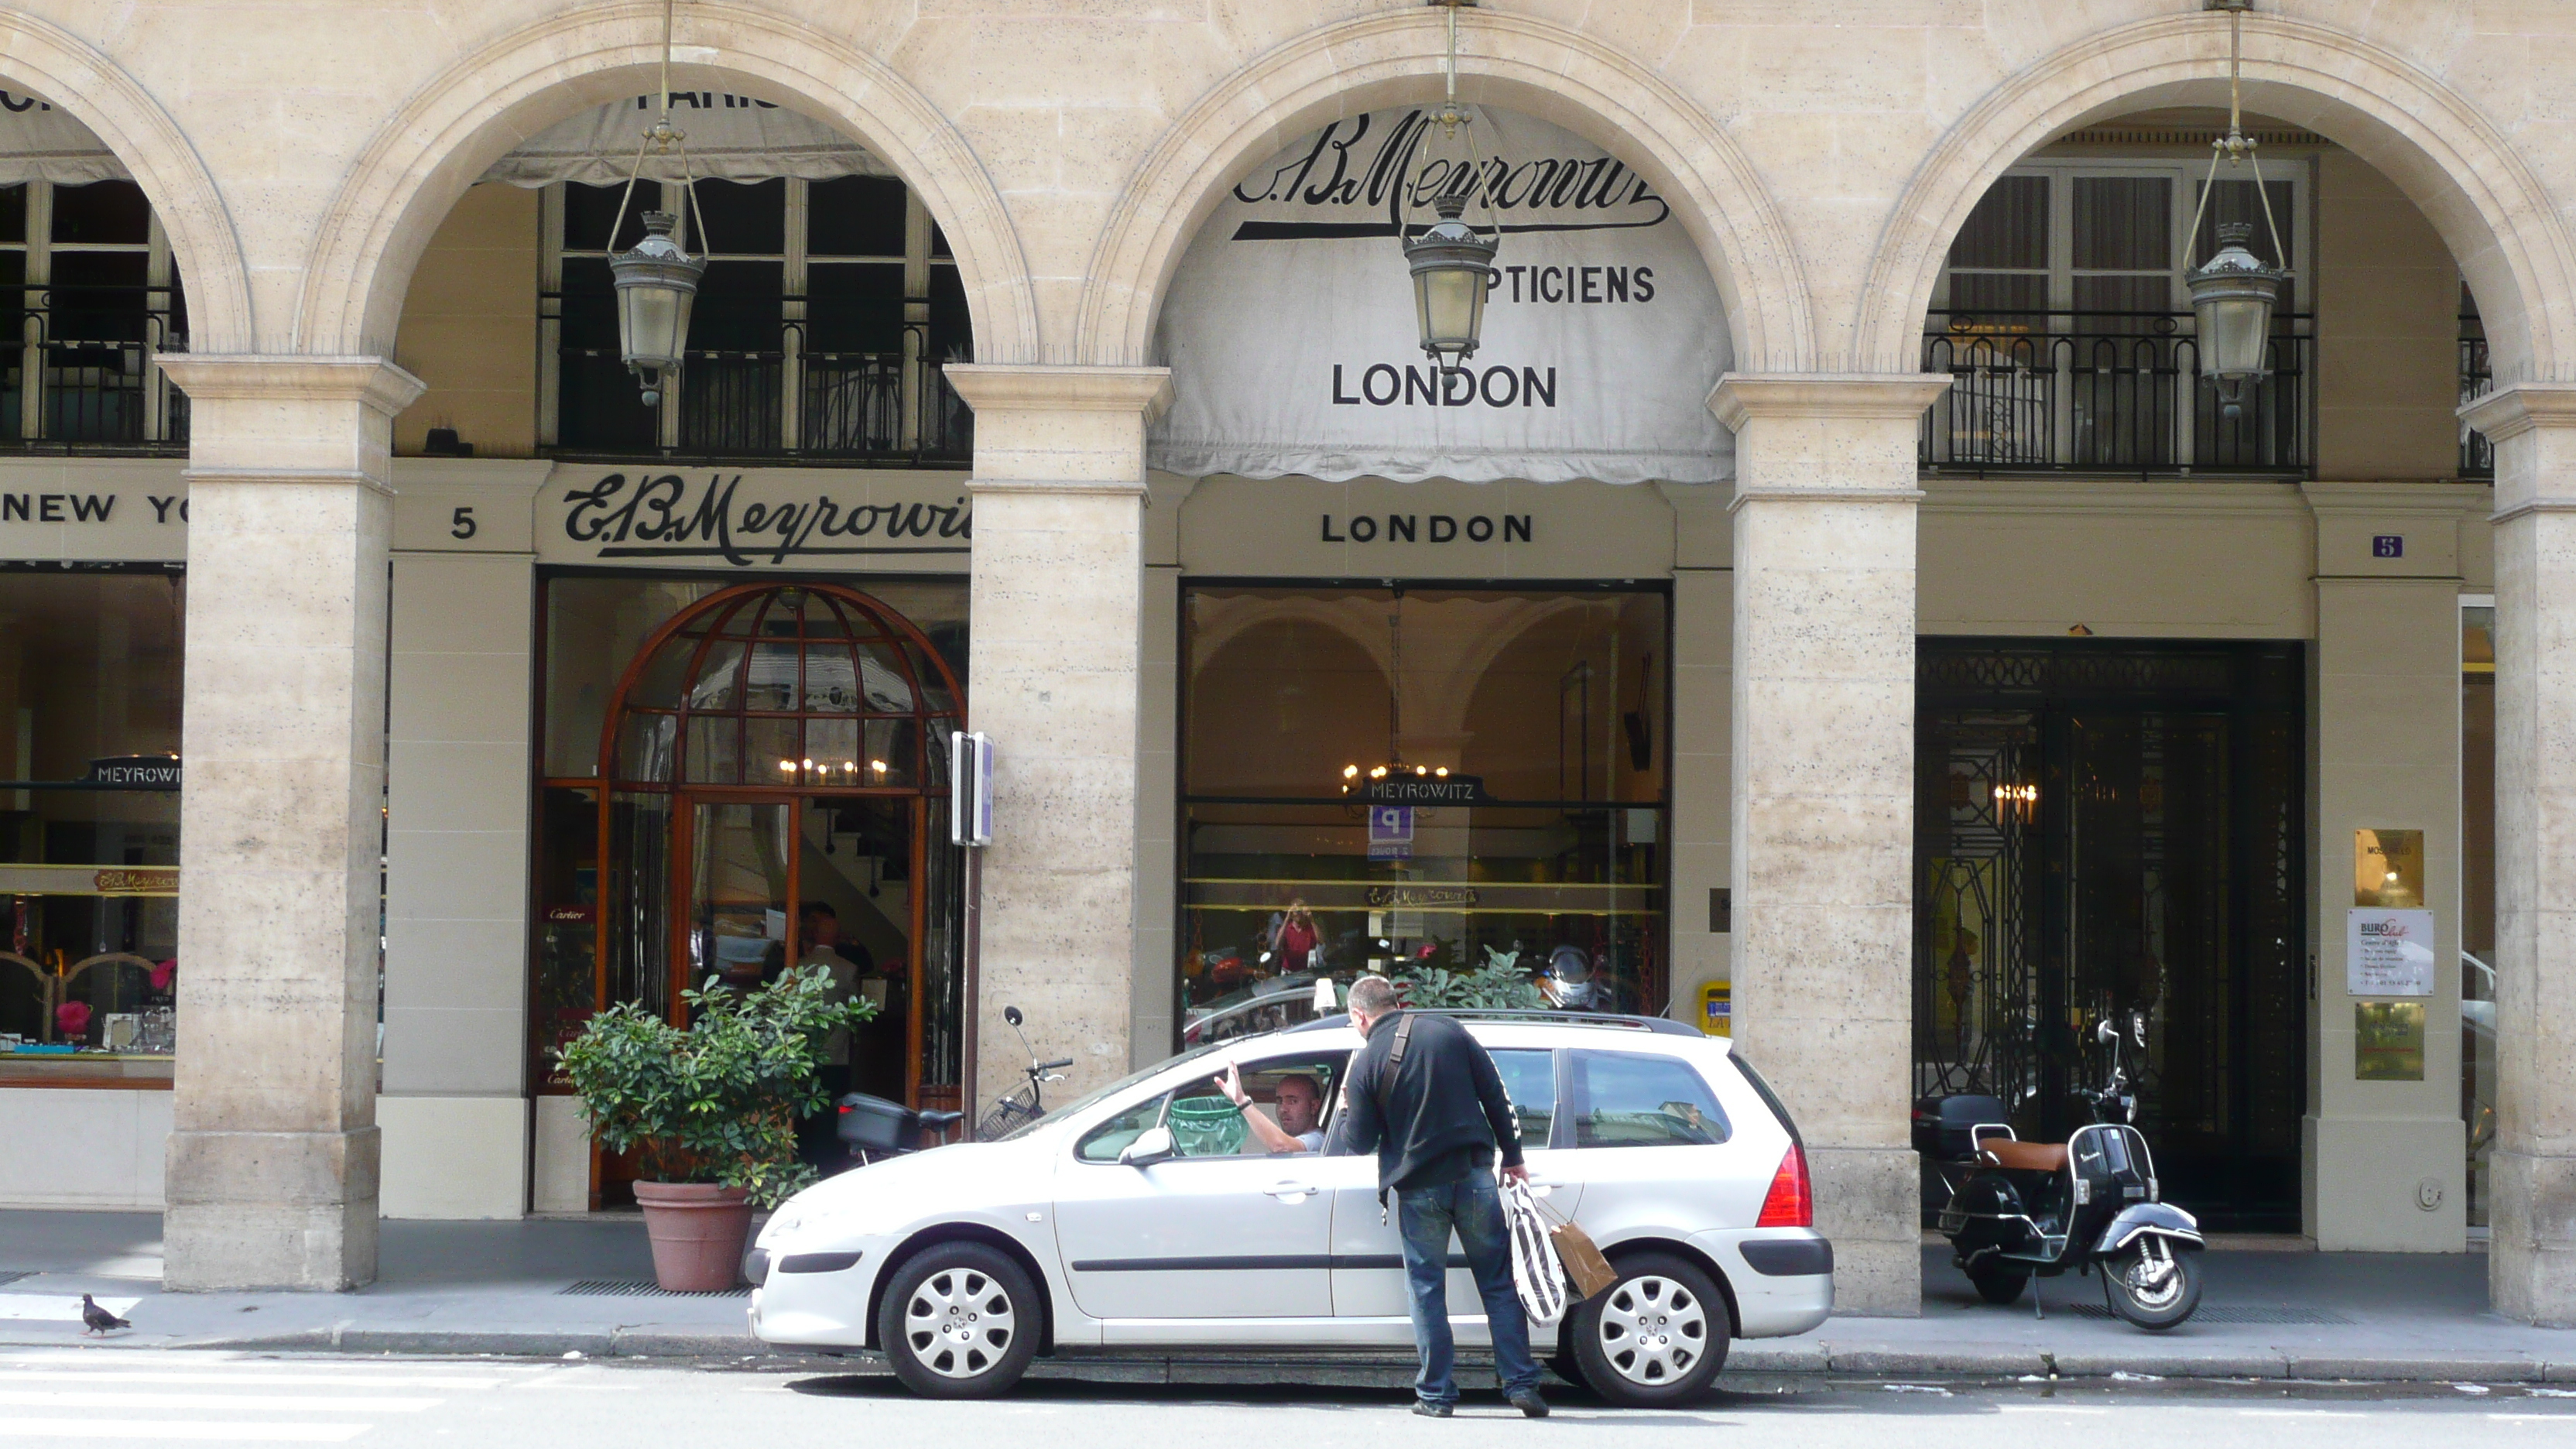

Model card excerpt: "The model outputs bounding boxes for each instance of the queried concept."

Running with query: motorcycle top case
[837,1091,915,1153]
[1913,1093,2010,1159]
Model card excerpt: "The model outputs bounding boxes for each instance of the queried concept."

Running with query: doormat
[2054,1302,2355,1324]
[559,1279,749,1300]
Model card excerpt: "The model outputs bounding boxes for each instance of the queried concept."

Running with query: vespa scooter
[1914,1014,2206,1329]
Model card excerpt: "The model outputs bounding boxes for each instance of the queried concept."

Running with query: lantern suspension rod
[605,0,701,262]
[2186,0,2288,276]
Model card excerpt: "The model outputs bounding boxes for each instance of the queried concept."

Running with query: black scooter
[835,1004,1068,1163]
[1915,1014,2206,1329]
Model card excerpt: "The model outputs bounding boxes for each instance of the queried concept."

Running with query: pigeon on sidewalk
[79,1294,129,1335]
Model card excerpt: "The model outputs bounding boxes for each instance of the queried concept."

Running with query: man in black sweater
[1336,975,1547,1418]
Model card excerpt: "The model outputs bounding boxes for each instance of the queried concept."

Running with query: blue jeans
[1396,1171,1541,1406]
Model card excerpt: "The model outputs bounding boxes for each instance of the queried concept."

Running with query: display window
[1179,584,1668,1046]
[0,567,182,1084]
[531,572,969,1167]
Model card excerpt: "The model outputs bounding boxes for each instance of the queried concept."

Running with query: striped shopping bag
[1501,1174,1569,1326]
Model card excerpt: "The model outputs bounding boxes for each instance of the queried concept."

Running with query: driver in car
[1217,1063,1327,1154]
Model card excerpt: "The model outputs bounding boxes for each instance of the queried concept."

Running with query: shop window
[0,180,187,450]
[1924,159,2310,474]
[531,573,969,1147]
[540,176,970,460]
[1178,586,1669,1049]
[2463,600,2496,1230]
[0,568,183,1083]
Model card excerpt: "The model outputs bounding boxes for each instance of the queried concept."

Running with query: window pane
[690,178,785,256]
[2072,275,2170,317]
[1077,1092,1170,1163]
[1492,1048,1556,1148]
[2073,176,2170,271]
[2194,179,2294,272]
[1569,1050,1728,1147]
[0,183,26,245]
[1945,272,2047,317]
[51,180,149,245]
[564,181,663,252]
[810,176,907,258]
[1950,176,2047,270]
[808,262,904,354]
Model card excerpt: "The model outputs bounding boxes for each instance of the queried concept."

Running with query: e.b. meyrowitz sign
[536,468,971,570]
[1150,106,1733,486]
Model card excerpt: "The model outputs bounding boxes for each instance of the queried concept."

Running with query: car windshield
[995,1038,1231,1142]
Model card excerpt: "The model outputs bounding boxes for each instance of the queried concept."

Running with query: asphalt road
[5,1351,2576,1445]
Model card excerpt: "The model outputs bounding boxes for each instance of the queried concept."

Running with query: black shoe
[1413,1401,1454,1418]
[1509,1389,1550,1419]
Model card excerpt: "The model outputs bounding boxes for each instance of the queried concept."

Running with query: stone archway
[289,0,1040,365]
[1852,10,2576,382]
[0,12,251,351]
[1074,5,1814,374]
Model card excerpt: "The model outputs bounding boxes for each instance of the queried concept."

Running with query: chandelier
[1338,588,1451,793]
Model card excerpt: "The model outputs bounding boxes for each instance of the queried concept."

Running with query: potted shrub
[556,964,875,1291]
[1393,944,1547,1010]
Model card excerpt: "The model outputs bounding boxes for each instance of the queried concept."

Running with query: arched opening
[580,581,964,1189]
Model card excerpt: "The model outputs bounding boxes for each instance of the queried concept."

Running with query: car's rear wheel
[876,1242,1041,1398]
[1566,1251,1732,1407]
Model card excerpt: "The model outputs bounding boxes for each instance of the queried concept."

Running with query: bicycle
[976,1004,1073,1140]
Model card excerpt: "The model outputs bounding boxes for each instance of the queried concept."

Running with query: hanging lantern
[2187,221,2280,417]
[609,209,705,407]
[1405,191,1498,367]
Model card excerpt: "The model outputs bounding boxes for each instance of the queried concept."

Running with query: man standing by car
[1337,976,1547,1419]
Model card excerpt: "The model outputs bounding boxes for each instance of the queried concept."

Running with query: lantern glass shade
[610,209,706,404]
[2187,221,2281,386]
[1404,194,1497,366]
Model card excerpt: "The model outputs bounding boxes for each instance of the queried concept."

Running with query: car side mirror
[1118,1126,1176,1167]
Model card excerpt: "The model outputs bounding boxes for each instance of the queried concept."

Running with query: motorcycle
[836,1004,1073,1162]
[1914,1013,2206,1329]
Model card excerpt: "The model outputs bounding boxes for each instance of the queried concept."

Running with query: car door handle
[1263,1181,1317,1199]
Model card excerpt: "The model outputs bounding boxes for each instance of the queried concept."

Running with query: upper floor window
[0,180,187,450]
[541,176,970,461]
[1925,160,2309,476]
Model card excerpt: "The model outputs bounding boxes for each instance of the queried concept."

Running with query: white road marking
[0,1298,142,1324]
[1996,1404,2112,1413]
[2237,1410,2369,1417]
[0,1370,501,1389]
[0,1420,366,1442]
[0,1389,439,1412]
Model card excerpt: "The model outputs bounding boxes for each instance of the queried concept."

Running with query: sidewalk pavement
[4,1210,2571,1382]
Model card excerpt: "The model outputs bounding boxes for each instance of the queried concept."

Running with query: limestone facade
[0,0,2559,1319]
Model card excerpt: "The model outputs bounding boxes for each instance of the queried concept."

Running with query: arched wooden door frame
[590,581,966,1108]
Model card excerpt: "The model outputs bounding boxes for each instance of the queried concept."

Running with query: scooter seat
[1982,1139,2069,1173]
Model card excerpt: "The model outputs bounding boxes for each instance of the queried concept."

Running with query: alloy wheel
[1592,1273,1708,1386]
[903,1266,1017,1378]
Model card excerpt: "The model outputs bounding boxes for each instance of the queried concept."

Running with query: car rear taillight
[1756,1143,1813,1228]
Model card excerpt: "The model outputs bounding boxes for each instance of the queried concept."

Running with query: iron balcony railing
[546,294,971,463]
[0,282,188,450]
[2461,322,2494,478]
[1920,310,2312,476]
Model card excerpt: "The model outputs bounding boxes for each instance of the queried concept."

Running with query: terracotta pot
[632,1180,754,1292]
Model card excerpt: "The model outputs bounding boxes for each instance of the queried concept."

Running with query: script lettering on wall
[559,473,971,567]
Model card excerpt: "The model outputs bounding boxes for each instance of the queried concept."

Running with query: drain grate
[2053,1302,2355,1325]
[560,1279,748,1300]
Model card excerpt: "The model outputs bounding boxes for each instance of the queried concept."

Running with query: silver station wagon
[747,1012,1834,1406]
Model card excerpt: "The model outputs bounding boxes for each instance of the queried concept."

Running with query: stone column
[944,365,1173,1111]
[2461,383,2576,1323]
[158,356,424,1291]
[1711,373,1947,1317]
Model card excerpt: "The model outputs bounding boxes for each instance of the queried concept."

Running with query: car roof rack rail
[1286,1008,1702,1038]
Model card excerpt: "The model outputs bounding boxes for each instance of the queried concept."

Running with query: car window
[1074,1093,1169,1163]
[1161,1053,1348,1158]
[1568,1050,1729,1148]
[1491,1049,1556,1149]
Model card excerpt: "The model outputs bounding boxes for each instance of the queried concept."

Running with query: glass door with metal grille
[1915,639,2304,1231]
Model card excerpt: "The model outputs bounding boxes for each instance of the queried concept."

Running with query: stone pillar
[944,365,1173,1110]
[2461,384,2576,1322]
[1711,373,1947,1317]
[158,356,424,1291]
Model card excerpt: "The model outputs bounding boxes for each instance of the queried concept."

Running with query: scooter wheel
[2101,1238,2201,1330]
[1965,1262,2029,1306]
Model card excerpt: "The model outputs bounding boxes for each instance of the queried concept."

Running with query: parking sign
[1368,805,1413,861]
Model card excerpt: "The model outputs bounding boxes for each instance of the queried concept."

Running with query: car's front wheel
[876,1242,1042,1398]
[1565,1251,1732,1406]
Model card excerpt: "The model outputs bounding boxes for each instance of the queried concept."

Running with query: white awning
[479,94,890,187]
[0,90,129,186]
